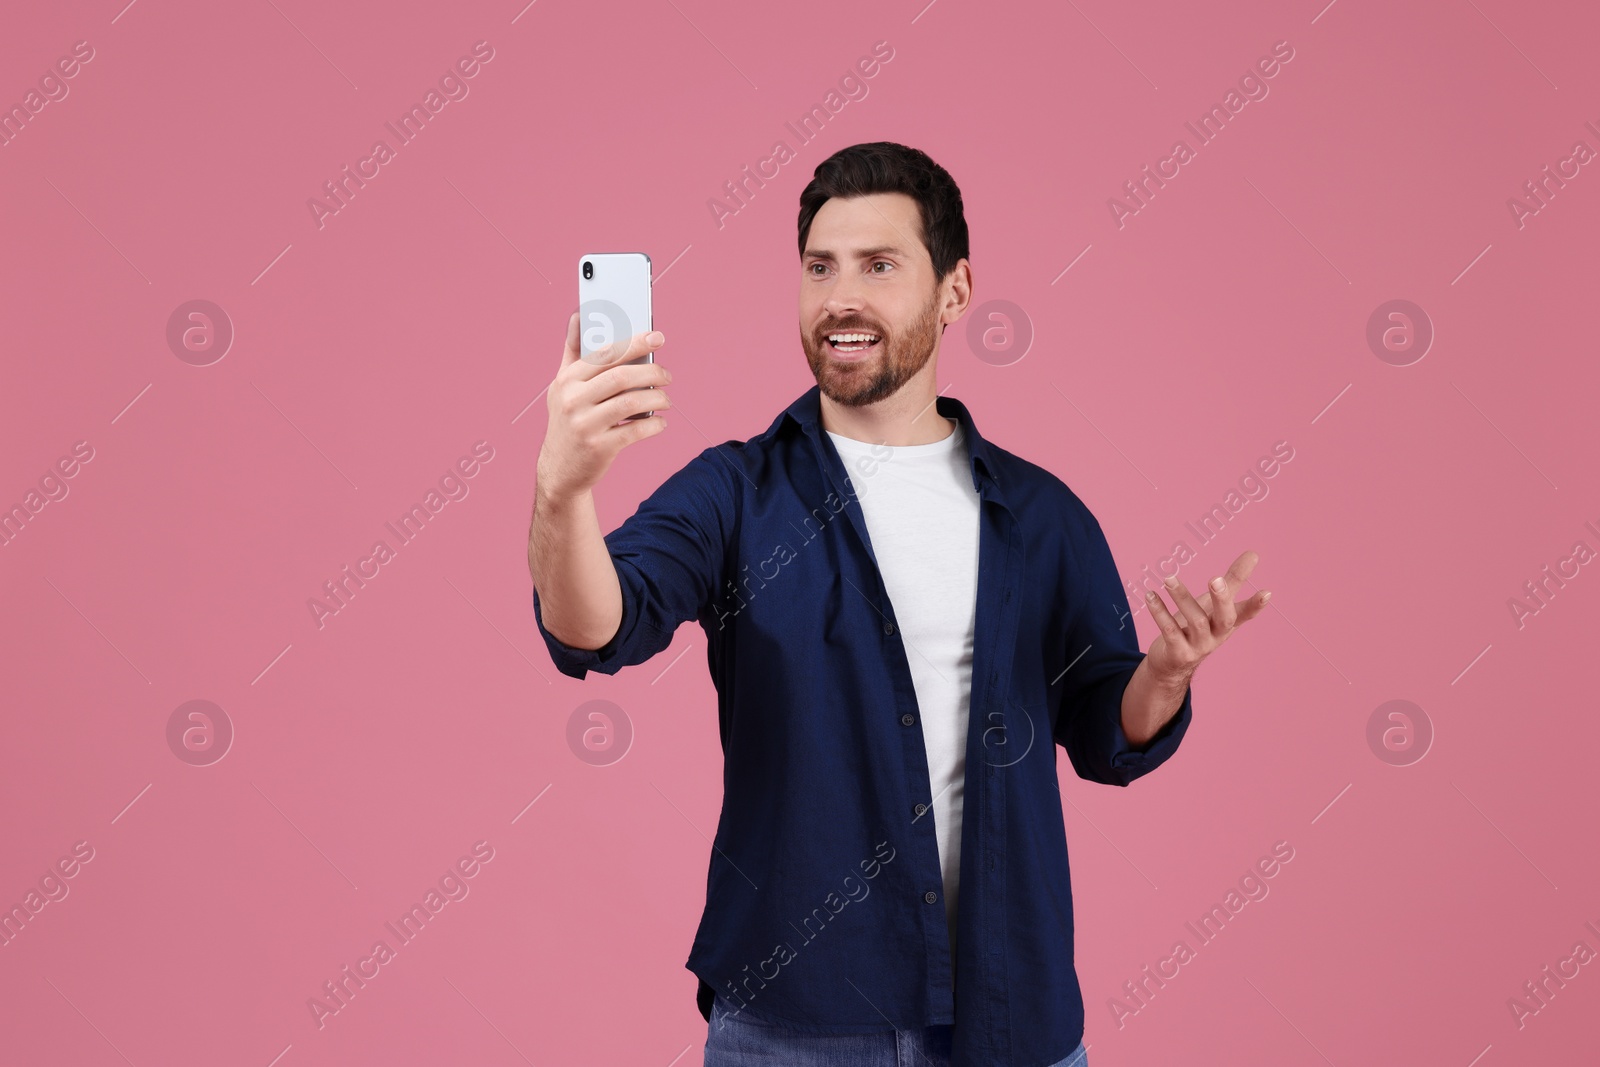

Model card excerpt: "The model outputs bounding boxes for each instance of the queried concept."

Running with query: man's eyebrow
[802,245,908,260]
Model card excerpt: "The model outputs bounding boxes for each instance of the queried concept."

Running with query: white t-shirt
[825,418,981,957]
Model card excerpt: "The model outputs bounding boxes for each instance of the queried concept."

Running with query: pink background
[3,0,1597,1064]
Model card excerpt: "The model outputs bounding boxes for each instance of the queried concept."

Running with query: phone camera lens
[582,261,593,280]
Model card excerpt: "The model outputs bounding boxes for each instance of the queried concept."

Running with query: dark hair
[797,142,970,284]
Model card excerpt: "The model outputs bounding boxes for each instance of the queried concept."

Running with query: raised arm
[528,311,671,650]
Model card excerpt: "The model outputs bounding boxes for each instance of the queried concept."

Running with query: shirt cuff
[1096,663,1194,786]
[531,580,648,680]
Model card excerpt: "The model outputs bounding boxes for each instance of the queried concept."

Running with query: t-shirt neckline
[826,418,962,457]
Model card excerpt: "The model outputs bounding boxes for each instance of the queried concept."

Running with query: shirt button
[924,890,939,904]
[901,713,915,726]
[883,619,896,636]
[914,802,927,817]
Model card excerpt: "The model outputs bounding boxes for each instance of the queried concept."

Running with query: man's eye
[872,261,891,272]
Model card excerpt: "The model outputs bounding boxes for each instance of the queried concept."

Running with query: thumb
[559,310,582,368]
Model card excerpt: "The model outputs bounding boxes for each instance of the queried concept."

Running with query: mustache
[816,320,885,338]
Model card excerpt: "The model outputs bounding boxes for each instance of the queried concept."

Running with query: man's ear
[940,259,974,325]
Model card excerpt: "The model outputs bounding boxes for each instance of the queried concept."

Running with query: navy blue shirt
[532,383,1192,1066]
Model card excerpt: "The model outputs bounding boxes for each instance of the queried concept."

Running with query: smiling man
[527,141,1271,1067]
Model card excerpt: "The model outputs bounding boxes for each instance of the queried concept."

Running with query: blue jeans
[704,994,1088,1067]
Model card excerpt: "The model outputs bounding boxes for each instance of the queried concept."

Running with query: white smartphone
[578,252,655,420]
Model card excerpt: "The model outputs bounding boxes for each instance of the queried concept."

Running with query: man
[528,142,1270,1067]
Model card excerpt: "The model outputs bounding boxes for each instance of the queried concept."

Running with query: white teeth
[827,332,879,344]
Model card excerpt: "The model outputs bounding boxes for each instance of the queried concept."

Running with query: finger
[1143,581,1191,629]
[1162,576,1211,636]
[1141,587,1190,645]
[1234,588,1272,624]
[607,408,669,445]
[1223,550,1259,590]
[1206,575,1237,635]
[582,328,661,371]
[572,328,666,381]
[586,359,672,405]
[596,384,670,426]
[1151,590,1189,631]
[560,310,583,368]
[1202,550,1256,611]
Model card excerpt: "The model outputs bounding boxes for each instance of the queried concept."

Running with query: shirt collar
[773,383,1004,496]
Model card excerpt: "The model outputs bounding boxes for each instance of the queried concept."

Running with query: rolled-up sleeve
[532,444,736,680]
[1052,506,1193,786]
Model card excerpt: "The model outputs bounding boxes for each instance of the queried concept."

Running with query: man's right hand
[536,310,673,501]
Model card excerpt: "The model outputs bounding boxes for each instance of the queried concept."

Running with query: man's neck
[819,385,955,446]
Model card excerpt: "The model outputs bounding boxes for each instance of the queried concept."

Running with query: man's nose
[824,280,866,318]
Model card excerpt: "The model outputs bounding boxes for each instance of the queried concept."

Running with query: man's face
[799,192,948,407]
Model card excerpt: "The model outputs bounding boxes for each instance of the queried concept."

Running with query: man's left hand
[1141,549,1271,686]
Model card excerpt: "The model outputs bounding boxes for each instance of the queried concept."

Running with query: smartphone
[578,252,655,420]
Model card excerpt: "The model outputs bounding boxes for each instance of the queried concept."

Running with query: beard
[801,288,942,407]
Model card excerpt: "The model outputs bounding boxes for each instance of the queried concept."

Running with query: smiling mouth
[825,331,881,358]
